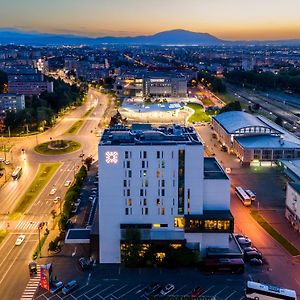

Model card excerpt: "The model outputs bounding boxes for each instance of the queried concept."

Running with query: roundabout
[34,139,81,155]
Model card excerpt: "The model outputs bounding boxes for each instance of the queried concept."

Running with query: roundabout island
[34,139,81,155]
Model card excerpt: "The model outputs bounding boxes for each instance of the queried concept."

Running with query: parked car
[4,160,10,165]
[244,250,262,262]
[15,234,25,246]
[50,281,63,294]
[189,286,205,297]
[75,198,81,207]
[62,280,78,295]
[78,257,91,271]
[91,187,97,191]
[0,157,4,162]
[235,234,248,240]
[144,283,161,297]
[237,237,252,248]
[243,247,259,253]
[160,284,175,296]
[249,258,263,266]
[49,188,57,195]
[64,180,72,187]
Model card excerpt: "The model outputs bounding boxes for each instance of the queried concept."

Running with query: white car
[53,196,61,203]
[15,234,25,246]
[160,284,175,296]
[64,180,72,187]
[4,160,10,165]
[49,188,57,195]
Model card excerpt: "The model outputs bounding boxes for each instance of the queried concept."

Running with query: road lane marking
[0,234,35,285]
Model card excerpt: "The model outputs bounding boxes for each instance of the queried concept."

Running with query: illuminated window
[156,198,160,205]
[156,170,160,177]
[174,217,185,228]
[204,220,230,231]
[127,198,132,206]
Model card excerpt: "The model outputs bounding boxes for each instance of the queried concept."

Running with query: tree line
[226,68,300,94]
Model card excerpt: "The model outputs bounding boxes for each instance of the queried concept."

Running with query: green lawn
[34,140,81,155]
[251,211,300,256]
[82,106,94,118]
[0,230,8,244]
[65,120,84,135]
[10,163,60,219]
[187,103,211,123]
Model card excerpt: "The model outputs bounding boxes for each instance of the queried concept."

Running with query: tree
[84,156,93,170]
[219,101,242,114]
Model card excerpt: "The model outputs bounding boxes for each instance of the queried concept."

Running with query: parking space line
[201,285,215,295]
[96,284,115,296]
[214,286,229,297]
[110,285,128,296]
[224,291,237,300]
[117,284,142,299]
[173,284,187,295]
[83,284,102,296]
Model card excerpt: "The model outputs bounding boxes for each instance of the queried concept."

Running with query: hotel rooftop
[100,124,202,146]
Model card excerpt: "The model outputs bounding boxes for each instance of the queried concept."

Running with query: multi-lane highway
[0,88,111,299]
[227,85,300,135]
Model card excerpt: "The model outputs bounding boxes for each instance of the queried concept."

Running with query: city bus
[12,166,22,180]
[203,258,244,274]
[245,189,256,201]
[245,281,297,300]
[235,186,251,206]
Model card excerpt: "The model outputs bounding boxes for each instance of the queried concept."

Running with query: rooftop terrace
[100,124,202,146]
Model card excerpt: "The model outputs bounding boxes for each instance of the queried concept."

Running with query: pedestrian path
[20,265,40,300]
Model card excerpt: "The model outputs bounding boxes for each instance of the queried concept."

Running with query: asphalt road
[0,88,110,300]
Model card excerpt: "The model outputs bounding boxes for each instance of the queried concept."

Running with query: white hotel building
[98,124,233,263]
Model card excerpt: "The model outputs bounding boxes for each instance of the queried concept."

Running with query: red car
[189,287,205,297]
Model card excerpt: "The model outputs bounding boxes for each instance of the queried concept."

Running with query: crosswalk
[15,221,39,231]
[0,220,39,231]
[20,265,40,300]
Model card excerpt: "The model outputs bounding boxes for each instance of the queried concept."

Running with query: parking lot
[34,261,269,300]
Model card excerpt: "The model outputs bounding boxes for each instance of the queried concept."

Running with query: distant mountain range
[0,28,300,46]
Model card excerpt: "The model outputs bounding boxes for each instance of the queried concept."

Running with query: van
[245,189,256,201]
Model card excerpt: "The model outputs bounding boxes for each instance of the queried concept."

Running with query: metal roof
[236,135,300,149]
[213,111,270,133]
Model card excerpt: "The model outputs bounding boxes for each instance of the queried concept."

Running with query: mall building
[98,124,233,263]
[212,111,300,165]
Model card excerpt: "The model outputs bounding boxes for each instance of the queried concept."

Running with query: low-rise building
[212,111,300,165]
[98,124,233,263]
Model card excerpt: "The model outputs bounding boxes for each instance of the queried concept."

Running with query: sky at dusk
[0,0,300,40]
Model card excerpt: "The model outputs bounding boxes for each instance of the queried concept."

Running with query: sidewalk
[260,209,300,253]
